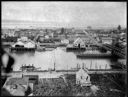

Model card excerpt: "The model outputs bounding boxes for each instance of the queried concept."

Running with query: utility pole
[82,63,84,69]
[67,64,68,75]
[54,49,56,71]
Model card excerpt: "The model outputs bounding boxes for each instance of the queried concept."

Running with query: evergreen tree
[87,26,92,30]
[25,86,32,96]
[117,25,121,31]
[61,28,65,34]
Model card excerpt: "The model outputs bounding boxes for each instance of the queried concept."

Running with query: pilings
[66,47,86,52]
[10,47,35,52]
[77,53,112,59]
[66,44,101,52]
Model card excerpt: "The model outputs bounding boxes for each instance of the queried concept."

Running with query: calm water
[6,47,112,71]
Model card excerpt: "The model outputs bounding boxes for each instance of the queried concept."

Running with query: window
[86,76,88,80]
[29,78,36,80]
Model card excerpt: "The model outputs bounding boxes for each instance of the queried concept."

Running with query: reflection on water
[9,47,112,71]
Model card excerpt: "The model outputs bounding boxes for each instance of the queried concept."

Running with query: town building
[61,39,69,45]
[76,68,91,87]
[12,39,36,49]
[73,37,85,48]
[74,29,86,38]
[101,37,112,44]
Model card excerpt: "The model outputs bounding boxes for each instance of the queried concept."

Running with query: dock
[10,47,35,52]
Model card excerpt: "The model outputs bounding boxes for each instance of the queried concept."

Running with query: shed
[76,68,91,86]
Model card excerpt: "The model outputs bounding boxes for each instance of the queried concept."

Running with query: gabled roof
[74,37,85,44]
[6,77,29,86]
[14,41,25,45]
[16,39,35,45]
[76,68,89,75]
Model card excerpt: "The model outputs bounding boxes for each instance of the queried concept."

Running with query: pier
[66,47,86,52]
[100,44,126,59]
[39,44,57,48]
[10,47,35,52]
[77,53,112,58]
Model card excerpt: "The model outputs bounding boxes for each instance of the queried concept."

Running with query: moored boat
[20,64,41,71]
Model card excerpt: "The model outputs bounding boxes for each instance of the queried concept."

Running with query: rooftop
[5,77,29,86]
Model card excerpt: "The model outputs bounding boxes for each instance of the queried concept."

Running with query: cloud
[2,2,127,27]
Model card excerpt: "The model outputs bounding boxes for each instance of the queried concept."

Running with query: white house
[61,39,69,44]
[76,68,91,86]
[73,37,85,47]
[12,40,36,48]
[21,37,28,41]
[24,41,36,48]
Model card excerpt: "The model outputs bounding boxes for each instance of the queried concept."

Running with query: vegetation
[33,78,67,96]
[25,86,32,96]
[32,74,126,96]
[117,25,121,31]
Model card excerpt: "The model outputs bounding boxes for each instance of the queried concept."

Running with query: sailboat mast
[54,61,55,71]
[54,49,56,71]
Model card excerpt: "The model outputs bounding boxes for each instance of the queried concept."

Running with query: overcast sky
[2,2,127,28]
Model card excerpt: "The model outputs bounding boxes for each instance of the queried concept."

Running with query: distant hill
[2,19,126,30]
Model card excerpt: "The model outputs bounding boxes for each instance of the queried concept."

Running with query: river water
[5,47,113,71]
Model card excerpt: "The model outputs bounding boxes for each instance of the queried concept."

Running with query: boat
[19,64,41,71]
